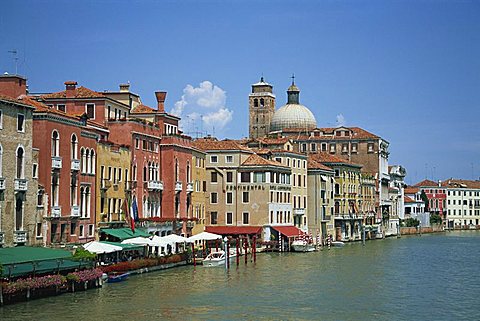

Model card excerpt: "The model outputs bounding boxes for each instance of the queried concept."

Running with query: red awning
[271,226,305,238]
[205,226,262,235]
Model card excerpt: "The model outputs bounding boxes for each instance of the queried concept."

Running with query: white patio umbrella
[83,241,122,254]
[186,231,222,243]
[150,235,170,246]
[160,234,188,244]
[122,237,154,246]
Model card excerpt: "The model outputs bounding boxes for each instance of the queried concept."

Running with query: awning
[205,226,262,235]
[84,241,122,254]
[271,226,305,238]
[187,232,222,243]
[101,241,145,251]
[99,228,150,241]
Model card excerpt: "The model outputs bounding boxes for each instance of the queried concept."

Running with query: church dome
[269,80,317,132]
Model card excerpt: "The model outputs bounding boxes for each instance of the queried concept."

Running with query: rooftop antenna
[8,49,18,75]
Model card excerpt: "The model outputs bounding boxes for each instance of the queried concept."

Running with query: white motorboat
[330,241,345,247]
[291,239,316,252]
[202,250,236,267]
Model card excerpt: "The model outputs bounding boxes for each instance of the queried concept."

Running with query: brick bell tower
[249,77,276,139]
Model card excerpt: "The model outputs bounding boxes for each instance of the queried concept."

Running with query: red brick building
[414,179,446,217]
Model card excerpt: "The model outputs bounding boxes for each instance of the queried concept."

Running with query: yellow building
[311,153,363,242]
[191,148,207,235]
[96,142,131,228]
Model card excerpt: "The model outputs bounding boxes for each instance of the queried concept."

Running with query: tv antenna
[8,50,19,75]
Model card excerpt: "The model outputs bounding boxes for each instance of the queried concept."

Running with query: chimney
[155,91,167,112]
[119,83,130,92]
[65,81,77,98]
[0,73,27,98]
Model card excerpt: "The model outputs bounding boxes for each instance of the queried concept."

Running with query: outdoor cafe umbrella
[83,241,122,254]
[186,231,222,243]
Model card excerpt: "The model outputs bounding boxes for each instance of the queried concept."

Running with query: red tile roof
[257,137,291,145]
[442,179,480,189]
[404,187,420,194]
[271,225,305,238]
[192,138,252,152]
[241,153,288,168]
[310,152,362,167]
[283,126,380,140]
[404,195,416,203]
[205,226,262,235]
[414,179,438,187]
[307,158,333,171]
[42,86,104,99]
[131,104,156,114]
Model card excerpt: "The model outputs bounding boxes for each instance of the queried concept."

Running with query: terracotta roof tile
[131,104,156,113]
[404,187,420,194]
[414,179,438,187]
[309,152,362,167]
[241,153,288,168]
[307,158,333,171]
[404,195,416,203]
[257,137,291,145]
[192,138,252,152]
[42,86,104,99]
[442,179,480,189]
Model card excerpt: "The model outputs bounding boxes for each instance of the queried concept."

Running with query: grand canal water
[1,231,479,321]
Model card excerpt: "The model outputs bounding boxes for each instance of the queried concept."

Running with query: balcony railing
[71,205,80,217]
[14,178,28,191]
[51,206,61,218]
[186,182,194,193]
[294,208,306,216]
[175,181,183,192]
[14,231,27,244]
[0,232,4,245]
[0,177,5,190]
[51,156,62,169]
[71,159,80,171]
[147,180,164,191]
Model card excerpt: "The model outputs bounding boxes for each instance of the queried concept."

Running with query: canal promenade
[1,230,479,321]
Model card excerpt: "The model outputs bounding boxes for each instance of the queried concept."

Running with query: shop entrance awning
[99,228,150,241]
[271,226,305,238]
[205,226,262,235]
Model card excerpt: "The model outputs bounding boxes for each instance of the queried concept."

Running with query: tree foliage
[405,218,420,227]
[430,213,442,225]
[420,190,429,211]
[72,248,97,261]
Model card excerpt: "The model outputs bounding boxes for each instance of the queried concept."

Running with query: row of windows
[210,155,233,163]
[0,112,27,132]
[135,137,159,152]
[274,157,306,169]
[447,190,480,197]
[448,209,480,216]
[210,211,250,225]
[300,142,373,154]
[107,105,128,120]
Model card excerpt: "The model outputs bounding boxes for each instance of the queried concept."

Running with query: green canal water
[1,231,479,321]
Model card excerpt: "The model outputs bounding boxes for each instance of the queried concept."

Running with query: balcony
[101,179,112,190]
[71,205,80,217]
[186,221,195,228]
[0,177,5,190]
[294,208,306,216]
[51,156,62,169]
[186,182,194,193]
[175,181,183,192]
[71,159,80,171]
[14,178,28,191]
[14,231,27,244]
[0,232,4,245]
[51,206,61,218]
[147,180,164,191]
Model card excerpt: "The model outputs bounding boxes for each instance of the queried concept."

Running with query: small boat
[330,241,345,247]
[291,239,316,252]
[202,250,235,267]
[107,272,130,283]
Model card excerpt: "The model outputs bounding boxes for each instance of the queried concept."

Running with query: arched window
[85,149,91,174]
[132,164,137,181]
[148,161,152,181]
[260,98,264,107]
[80,186,85,217]
[175,159,179,181]
[334,201,340,214]
[85,187,91,218]
[16,146,24,179]
[71,134,78,159]
[51,130,59,157]
[253,99,258,107]
[90,149,95,174]
[186,162,191,182]
[80,148,85,173]
[143,166,147,182]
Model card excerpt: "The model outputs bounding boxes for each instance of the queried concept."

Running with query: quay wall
[400,225,444,235]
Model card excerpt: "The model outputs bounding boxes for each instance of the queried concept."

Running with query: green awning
[99,228,150,241]
[0,246,72,265]
[0,246,92,278]
[100,241,145,251]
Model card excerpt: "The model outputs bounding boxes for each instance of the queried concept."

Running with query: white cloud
[171,81,233,135]
[336,114,346,127]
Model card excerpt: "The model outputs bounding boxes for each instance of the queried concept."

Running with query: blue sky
[1,0,479,184]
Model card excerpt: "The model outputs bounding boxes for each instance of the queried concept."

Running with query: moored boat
[202,250,236,267]
[291,239,316,252]
[107,272,130,283]
[330,241,345,247]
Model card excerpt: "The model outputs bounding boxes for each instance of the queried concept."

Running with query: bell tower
[249,77,276,139]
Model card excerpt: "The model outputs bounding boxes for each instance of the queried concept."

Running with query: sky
[1,0,479,184]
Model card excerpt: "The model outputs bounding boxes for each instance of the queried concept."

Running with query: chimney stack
[155,91,167,112]
[119,83,130,92]
[65,81,77,98]
[0,73,27,98]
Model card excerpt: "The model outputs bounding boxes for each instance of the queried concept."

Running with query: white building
[443,179,480,229]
